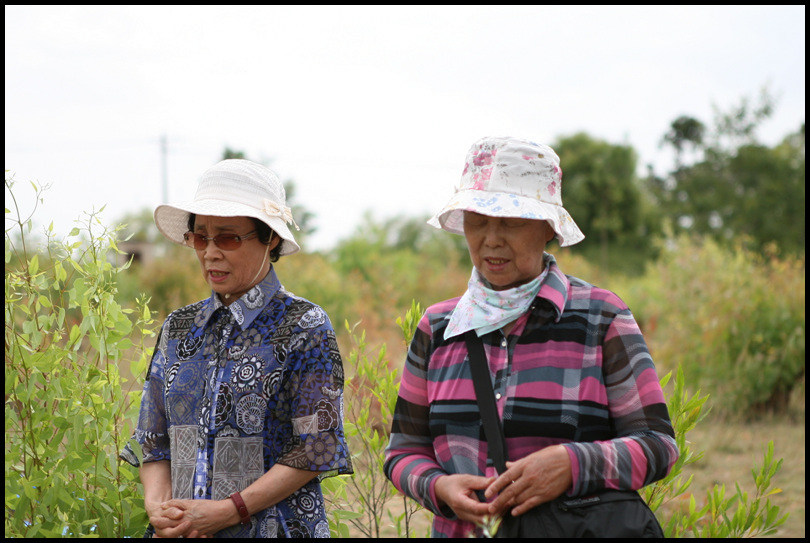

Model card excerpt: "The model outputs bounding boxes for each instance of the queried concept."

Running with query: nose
[482,221,505,247]
[200,238,223,259]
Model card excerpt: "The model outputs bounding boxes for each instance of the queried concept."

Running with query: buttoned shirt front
[122,268,352,537]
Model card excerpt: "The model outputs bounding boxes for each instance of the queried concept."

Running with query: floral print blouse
[121,268,352,537]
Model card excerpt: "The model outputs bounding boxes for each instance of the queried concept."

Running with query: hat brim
[154,199,300,256]
[427,189,585,247]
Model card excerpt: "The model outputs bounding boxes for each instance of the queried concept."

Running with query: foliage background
[5,92,804,537]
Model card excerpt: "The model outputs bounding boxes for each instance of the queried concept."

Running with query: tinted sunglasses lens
[215,234,241,250]
[183,232,202,249]
[183,232,243,250]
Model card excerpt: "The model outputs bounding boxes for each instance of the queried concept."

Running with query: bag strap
[465,331,509,475]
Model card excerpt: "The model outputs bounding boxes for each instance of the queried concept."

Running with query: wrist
[432,475,454,515]
[433,474,448,501]
[144,499,164,519]
[228,491,251,526]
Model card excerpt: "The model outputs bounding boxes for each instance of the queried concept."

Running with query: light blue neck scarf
[444,266,548,340]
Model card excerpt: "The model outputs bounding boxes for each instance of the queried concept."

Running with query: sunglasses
[183,230,258,251]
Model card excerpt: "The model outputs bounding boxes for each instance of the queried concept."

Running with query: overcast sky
[5,5,805,251]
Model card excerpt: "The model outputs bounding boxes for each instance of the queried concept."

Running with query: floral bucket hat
[428,136,585,247]
[154,159,300,255]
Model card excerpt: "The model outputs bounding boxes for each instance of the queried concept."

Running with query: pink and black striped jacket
[384,254,678,538]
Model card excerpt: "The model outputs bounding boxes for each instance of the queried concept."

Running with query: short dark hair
[187,213,282,262]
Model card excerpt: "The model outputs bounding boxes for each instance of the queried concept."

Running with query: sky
[5,5,806,252]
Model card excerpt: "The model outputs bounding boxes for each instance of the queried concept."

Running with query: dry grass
[683,415,805,538]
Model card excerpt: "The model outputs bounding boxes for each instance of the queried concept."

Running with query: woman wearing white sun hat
[384,137,677,538]
[121,159,352,538]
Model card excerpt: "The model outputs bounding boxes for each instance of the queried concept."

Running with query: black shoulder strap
[465,331,509,475]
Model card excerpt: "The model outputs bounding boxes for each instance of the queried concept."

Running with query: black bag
[464,332,664,538]
[497,489,664,538]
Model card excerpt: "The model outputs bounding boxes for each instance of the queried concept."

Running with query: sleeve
[562,308,679,495]
[275,308,353,477]
[120,321,171,467]
[383,313,454,518]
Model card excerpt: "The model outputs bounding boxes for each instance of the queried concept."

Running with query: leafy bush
[115,243,208,319]
[323,301,431,538]
[643,368,787,537]
[624,236,805,417]
[5,178,155,537]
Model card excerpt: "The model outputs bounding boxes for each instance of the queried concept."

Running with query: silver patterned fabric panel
[170,425,198,499]
[211,436,264,500]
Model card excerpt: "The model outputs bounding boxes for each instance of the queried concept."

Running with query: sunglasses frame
[183,230,258,251]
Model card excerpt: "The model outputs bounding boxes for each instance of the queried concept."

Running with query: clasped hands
[147,498,238,538]
[434,444,573,527]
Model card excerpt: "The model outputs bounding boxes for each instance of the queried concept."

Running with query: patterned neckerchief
[444,262,549,340]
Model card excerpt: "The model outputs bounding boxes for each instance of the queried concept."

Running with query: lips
[483,257,510,270]
[208,270,229,283]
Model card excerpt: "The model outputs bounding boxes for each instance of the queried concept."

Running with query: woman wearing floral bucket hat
[121,159,352,538]
[385,137,677,538]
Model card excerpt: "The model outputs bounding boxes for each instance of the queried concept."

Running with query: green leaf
[69,324,82,346]
[335,510,364,520]
[28,254,39,275]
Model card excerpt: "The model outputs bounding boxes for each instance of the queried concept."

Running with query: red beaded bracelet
[229,491,251,525]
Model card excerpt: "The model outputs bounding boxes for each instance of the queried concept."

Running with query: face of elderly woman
[463,211,554,291]
[191,215,279,304]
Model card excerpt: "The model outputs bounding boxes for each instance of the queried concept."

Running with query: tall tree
[661,115,706,169]
[222,147,246,160]
[554,132,661,274]
[653,89,805,254]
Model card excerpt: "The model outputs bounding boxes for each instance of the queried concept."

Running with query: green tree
[661,115,706,169]
[723,130,805,254]
[553,132,662,275]
[653,89,805,254]
[222,147,246,160]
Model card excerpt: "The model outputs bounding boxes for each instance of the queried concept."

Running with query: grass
[683,414,805,538]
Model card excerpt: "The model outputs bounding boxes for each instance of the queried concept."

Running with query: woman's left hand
[159,498,237,538]
[483,444,573,517]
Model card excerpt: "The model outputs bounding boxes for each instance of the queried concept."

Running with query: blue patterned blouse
[121,268,352,537]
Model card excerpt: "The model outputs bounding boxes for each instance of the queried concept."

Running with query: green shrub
[626,236,805,417]
[115,243,208,319]
[5,178,155,537]
[643,368,787,537]
[322,301,431,538]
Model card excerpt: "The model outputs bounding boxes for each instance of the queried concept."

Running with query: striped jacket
[384,255,678,538]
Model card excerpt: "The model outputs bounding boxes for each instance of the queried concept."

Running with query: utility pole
[160,133,168,202]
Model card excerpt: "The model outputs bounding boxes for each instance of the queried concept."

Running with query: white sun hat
[428,136,585,247]
[154,159,300,255]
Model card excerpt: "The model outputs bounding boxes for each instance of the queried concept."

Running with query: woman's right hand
[146,501,192,538]
[434,474,495,525]
[141,461,195,537]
